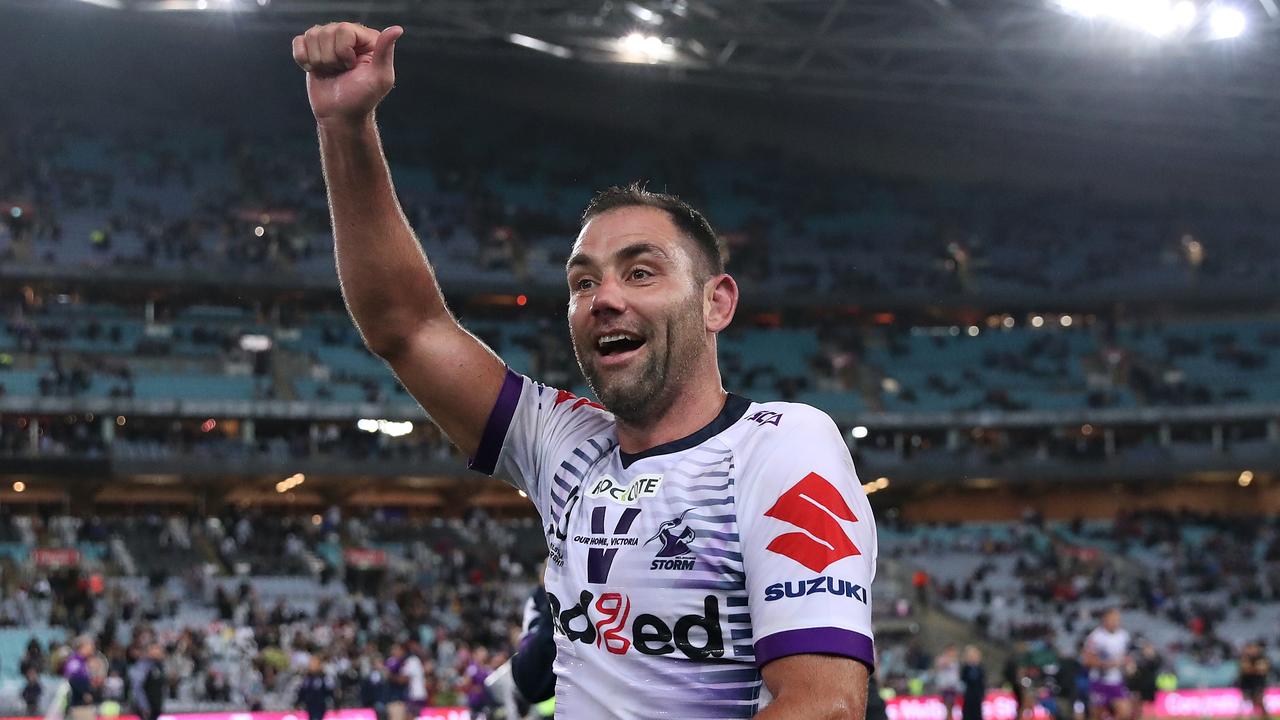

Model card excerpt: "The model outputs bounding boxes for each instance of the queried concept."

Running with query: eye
[629,268,653,281]
[574,277,596,291]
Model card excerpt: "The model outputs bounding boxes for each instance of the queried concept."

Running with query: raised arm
[292,22,507,457]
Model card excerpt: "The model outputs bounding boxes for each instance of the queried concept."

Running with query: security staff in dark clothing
[297,655,334,720]
[132,643,168,720]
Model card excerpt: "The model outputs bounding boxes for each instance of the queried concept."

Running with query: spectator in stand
[914,569,930,605]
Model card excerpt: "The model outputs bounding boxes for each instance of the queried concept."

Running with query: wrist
[317,113,377,137]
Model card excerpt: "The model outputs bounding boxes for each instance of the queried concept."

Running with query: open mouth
[596,332,646,359]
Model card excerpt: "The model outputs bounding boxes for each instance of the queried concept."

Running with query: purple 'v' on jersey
[470,369,878,719]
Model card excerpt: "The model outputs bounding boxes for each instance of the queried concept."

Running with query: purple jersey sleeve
[737,406,878,671]
[468,368,614,521]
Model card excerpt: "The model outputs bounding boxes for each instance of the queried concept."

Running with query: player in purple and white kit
[293,20,877,719]
[1082,608,1133,720]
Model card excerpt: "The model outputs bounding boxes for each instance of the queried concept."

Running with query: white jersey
[1084,626,1131,685]
[470,370,878,719]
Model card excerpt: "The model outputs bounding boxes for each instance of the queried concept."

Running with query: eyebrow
[565,242,673,273]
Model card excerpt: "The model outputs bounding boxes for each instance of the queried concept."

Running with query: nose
[590,275,626,317]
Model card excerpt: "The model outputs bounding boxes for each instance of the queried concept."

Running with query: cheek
[567,301,588,340]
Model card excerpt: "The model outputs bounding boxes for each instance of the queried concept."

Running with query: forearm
[755,691,865,720]
[319,116,451,356]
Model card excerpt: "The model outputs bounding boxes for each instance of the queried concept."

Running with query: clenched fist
[292,22,404,126]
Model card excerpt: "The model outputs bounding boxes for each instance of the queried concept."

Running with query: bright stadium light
[357,418,414,437]
[616,32,676,63]
[1054,0,1201,37]
[851,426,869,439]
[1210,6,1247,38]
[1173,0,1198,29]
[625,2,665,25]
[508,33,573,59]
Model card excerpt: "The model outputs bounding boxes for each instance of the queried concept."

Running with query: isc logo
[746,410,783,426]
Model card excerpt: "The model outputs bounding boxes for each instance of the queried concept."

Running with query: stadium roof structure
[18,0,1280,171]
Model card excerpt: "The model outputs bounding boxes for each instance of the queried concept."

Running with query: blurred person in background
[1082,608,1133,720]
[129,642,167,720]
[1237,641,1270,719]
[296,654,334,720]
[1126,640,1160,715]
[22,666,43,716]
[384,642,408,720]
[63,635,99,719]
[935,644,962,720]
[1004,641,1034,720]
[400,642,428,716]
[961,645,986,720]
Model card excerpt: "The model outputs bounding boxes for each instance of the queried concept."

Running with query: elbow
[364,332,409,361]
[824,689,865,720]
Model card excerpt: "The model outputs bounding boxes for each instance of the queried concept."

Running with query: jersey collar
[618,393,753,468]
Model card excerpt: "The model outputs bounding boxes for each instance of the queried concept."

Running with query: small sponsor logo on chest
[586,474,663,504]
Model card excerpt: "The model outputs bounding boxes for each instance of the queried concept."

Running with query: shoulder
[727,399,849,474]
[731,399,844,446]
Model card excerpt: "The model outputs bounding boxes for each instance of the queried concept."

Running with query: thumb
[374,25,403,69]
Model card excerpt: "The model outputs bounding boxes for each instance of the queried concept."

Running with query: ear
[704,273,738,334]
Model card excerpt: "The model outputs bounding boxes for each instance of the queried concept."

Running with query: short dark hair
[581,183,725,280]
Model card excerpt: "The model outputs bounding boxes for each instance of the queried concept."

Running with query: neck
[614,367,729,455]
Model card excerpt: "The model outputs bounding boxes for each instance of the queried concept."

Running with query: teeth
[597,333,642,351]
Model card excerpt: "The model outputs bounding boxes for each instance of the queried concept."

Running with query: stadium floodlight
[616,32,677,63]
[1173,0,1198,28]
[71,0,125,8]
[851,426,869,439]
[626,2,665,25]
[136,0,257,10]
[357,418,414,437]
[507,33,573,59]
[1054,0,1196,37]
[1210,6,1247,38]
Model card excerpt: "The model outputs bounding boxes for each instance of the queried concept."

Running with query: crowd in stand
[0,510,535,718]
[888,509,1280,699]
